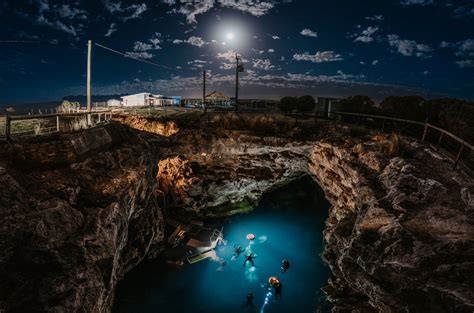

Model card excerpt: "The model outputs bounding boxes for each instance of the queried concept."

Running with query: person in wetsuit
[243,253,256,267]
[233,245,244,257]
[245,292,254,307]
[281,259,290,273]
[274,282,282,299]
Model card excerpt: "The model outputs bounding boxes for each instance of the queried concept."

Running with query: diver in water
[245,292,254,307]
[243,253,256,267]
[233,245,244,257]
[281,259,290,273]
[274,282,283,299]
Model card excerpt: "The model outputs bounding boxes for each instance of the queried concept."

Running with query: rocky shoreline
[0,116,473,312]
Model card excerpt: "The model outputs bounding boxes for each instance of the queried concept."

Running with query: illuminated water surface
[113,176,331,313]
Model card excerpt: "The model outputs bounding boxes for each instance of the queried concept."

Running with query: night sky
[1,0,474,104]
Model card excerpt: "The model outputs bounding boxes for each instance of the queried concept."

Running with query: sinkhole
[113,175,331,313]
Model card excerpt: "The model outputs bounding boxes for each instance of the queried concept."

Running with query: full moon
[226,32,235,40]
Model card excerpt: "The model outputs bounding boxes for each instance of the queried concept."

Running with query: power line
[94,42,181,71]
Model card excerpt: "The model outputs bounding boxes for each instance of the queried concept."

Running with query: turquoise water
[113,176,331,313]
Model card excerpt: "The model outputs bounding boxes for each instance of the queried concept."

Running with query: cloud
[125,52,153,59]
[354,26,379,43]
[168,1,275,24]
[268,48,275,53]
[440,39,474,56]
[300,29,318,37]
[272,35,280,39]
[387,34,432,57]
[103,1,147,21]
[55,4,87,19]
[186,36,207,47]
[133,41,153,52]
[455,59,474,68]
[400,0,433,5]
[172,36,207,47]
[252,59,275,71]
[216,50,239,62]
[221,1,275,17]
[170,2,214,24]
[441,39,474,57]
[422,70,430,75]
[105,23,117,37]
[365,14,384,21]
[36,14,77,36]
[372,60,379,65]
[292,51,343,63]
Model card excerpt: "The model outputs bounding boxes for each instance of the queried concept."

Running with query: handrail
[6,110,112,121]
[335,111,426,126]
[333,111,473,151]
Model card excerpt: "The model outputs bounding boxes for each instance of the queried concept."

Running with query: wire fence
[0,110,113,140]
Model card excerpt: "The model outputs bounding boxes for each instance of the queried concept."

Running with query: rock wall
[309,138,474,312]
[1,118,473,313]
[0,124,165,312]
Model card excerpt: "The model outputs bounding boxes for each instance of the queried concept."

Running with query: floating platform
[164,215,225,265]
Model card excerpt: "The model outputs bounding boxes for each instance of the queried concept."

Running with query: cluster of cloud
[300,29,318,38]
[103,0,147,21]
[354,26,379,43]
[167,1,276,24]
[33,0,86,37]
[365,14,384,21]
[400,0,433,6]
[125,33,162,59]
[172,36,208,47]
[440,38,474,67]
[293,51,343,63]
[252,59,275,71]
[387,34,432,57]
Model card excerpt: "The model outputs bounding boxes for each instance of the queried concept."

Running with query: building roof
[205,91,229,100]
[121,92,151,99]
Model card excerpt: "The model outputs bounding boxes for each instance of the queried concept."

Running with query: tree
[338,95,375,113]
[297,95,316,113]
[278,96,297,114]
[380,96,425,121]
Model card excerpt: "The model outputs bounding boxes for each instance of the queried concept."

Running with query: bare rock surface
[1,117,473,313]
[309,137,474,312]
[0,123,164,313]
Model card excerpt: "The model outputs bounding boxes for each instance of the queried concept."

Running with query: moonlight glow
[226,32,235,40]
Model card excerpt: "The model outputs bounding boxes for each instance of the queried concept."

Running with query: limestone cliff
[1,116,473,313]
[309,137,474,312]
[0,123,164,312]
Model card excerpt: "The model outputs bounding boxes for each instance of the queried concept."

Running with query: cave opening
[112,175,331,313]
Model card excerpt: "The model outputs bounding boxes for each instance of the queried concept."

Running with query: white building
[120,92,176,107]
[107,99,122,107]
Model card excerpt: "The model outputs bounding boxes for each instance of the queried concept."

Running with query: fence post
[436,132,443,151]
[421,118,429,143]
[5,114,11,141]
[453,141,464,170]
[381,119,385,133]
[314,110,317,125]
[56,114,60,132]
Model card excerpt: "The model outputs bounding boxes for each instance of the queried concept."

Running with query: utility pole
[202,70,206,112]
[87,40,92,126]
[235,53,239,113]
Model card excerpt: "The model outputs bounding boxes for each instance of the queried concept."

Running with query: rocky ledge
[0,116,473,313]
[0,123,165,312]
